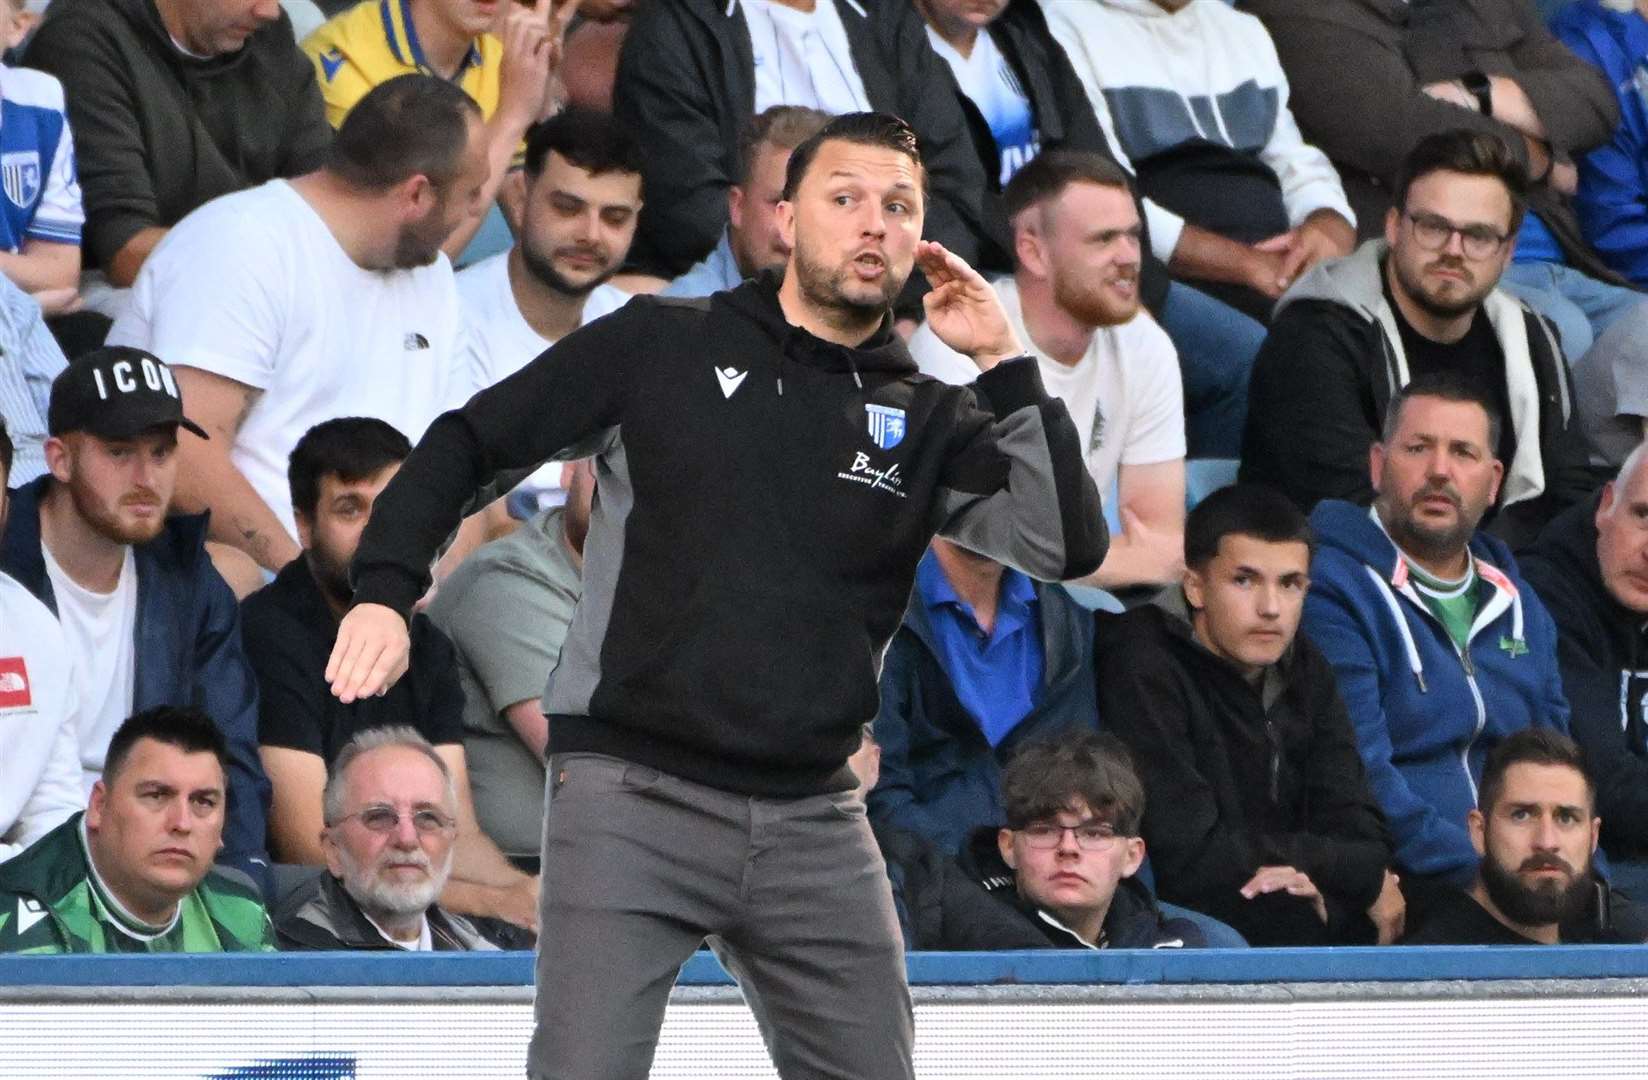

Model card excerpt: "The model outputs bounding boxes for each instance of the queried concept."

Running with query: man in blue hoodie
[1302,371,1570,888]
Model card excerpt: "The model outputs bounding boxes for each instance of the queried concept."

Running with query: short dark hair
[1001,149,1133,223]
[103,706,230,786]
[781,112,925,202]
[1002,732,1145,836]
[524,108,647,184]
[1380,370,1504,452]
[287,417,412,521]
[1393,129,1528,236]
[739,106,831,185]
[329,74,482,192]
[0,414,11,480]
[1183,483,1313,570]
[1477,728,1594,817]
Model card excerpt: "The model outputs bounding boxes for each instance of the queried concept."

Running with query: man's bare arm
[172,366,302,572]
[0,239,79,296]
[1166,223,1289,300]
[260,746,330,864]
[106,227,168,288]
[1079,459,1186,591]
[433,744,540,930]
[502,699,549,760]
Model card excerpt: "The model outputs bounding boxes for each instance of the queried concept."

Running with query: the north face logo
[0,657,31,709]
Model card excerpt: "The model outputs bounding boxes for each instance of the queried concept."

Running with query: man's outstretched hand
[326,603,411,703]
[916,240,1023,370]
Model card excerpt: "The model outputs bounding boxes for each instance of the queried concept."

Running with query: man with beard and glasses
[325,111,1105,1080]
[1242,129,1599,548]
[911,150,1184,589]
[0,348,272,891]
[457,110,641,518]
[1404,728,1627,944]
[243,418,539,934]
[275,726,499,951]
[1301,375,1572,891]
[106,75,489,577]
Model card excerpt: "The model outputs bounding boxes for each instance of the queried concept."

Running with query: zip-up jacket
[0,476,272,890]
[23,0,331,271]
[1302,498,1570,882]
[1093,589,1392,945]
[959,827,1204,948]
[873,821,1052,950]
[869,571,1098,854]
[350,273,1107,798]
[1520,494,1648,859]
[953,0,1167,312]
[1238,0,1630,287]
[273,871,499,951]
[611,0,987,298]
[1241,240,1600,544]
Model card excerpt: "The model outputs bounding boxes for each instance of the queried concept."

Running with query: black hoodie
[351,273,1106,797]
[1092,591,1392,945]
[25,0,331,270]
[1521,494,1648,858]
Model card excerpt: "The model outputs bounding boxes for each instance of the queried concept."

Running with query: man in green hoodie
[0,705,274,953]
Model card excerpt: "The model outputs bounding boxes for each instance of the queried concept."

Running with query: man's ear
[43,435,71,484]
[775,198,796,254]
[1182,566,1206,612]
[1369,439,1388,495]
[321,827,345,879]
[1468,808,1487,857]
[500,169,528,236]
[728,184,747,230]
[294,511,315,553]
[1384,205,1401,251]
[997,828,1018,870]
[1014,217,1049,281]
[86,779,107,831]
[1120,836,1146,879]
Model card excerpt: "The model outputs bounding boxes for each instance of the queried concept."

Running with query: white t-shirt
[367,910,433,951]
[926,28,1039,187]
[0,569,81,863]
[742,0,871,116]
[908,278,1185,499]
[455,251,629,508]
[40,543,137,793]
[108,180,469,544]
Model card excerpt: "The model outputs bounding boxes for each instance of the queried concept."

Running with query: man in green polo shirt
[0,705,274,953]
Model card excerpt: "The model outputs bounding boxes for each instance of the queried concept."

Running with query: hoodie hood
[717,270,918,380]
[1278,239,1555,510]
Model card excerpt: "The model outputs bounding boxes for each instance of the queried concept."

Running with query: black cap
[47,347,209,441]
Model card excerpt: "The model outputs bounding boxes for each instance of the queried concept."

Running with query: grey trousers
[525,753,915,1080]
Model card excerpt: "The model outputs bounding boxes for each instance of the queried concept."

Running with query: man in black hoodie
[25,0,331,289]
[327,112,1105,1080]
[1095,484,1401,946]
[1522,442,1648,893]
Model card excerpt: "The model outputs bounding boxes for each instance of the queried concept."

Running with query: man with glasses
[274,727,498,951]
[963,731,1205,949]
[1241,129,1599,545]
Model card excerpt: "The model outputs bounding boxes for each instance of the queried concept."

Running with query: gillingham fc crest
[866,404,906,451]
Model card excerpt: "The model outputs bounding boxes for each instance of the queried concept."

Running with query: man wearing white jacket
[0,419,81,864]
[1039,0,1355,322]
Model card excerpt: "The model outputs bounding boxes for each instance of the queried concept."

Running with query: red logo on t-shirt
[0,657,31,709]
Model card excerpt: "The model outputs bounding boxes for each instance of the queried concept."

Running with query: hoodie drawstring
[1366,566,1428,693]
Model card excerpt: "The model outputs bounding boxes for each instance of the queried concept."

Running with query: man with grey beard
[1403,728,1627,944]
[274,726,498,951]
[909,149,1187,591]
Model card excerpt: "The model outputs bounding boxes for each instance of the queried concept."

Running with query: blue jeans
[1498,260,1646,362]
[1155,281,1267,459]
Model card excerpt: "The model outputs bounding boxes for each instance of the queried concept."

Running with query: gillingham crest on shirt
[866,403,906,450]
[1,151,40,211]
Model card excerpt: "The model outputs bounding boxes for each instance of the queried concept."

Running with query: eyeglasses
[1404,212,1509,260]
[1018,820,1125,851]
[334,805,457,835]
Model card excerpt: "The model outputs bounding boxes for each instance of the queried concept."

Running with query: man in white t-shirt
[458,110,643,516]
[910,149,1186,589]
[107,75,491,575]
[0,418,82,864]
[0,348,272,888]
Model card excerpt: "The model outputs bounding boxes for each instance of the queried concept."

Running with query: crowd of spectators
[3,0,1648,959]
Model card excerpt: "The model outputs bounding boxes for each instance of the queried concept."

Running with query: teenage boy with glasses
[1241,128,1601,547]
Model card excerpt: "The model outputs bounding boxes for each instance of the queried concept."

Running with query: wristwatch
[1461,71,1493,117]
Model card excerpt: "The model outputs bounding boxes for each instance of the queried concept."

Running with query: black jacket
[1093,592,1392,946]
[274,872,498,951]
[1520,494,1648,858]
[25,0,332,271]
[875,822,1050,950]
[611,0,987,293]
[350,273,1106,798]
[1241,241,1602,547]
[960,828,1204,949]
[955,0,1166,312]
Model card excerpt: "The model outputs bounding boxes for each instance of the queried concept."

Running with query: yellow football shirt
[302,0,504,128]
